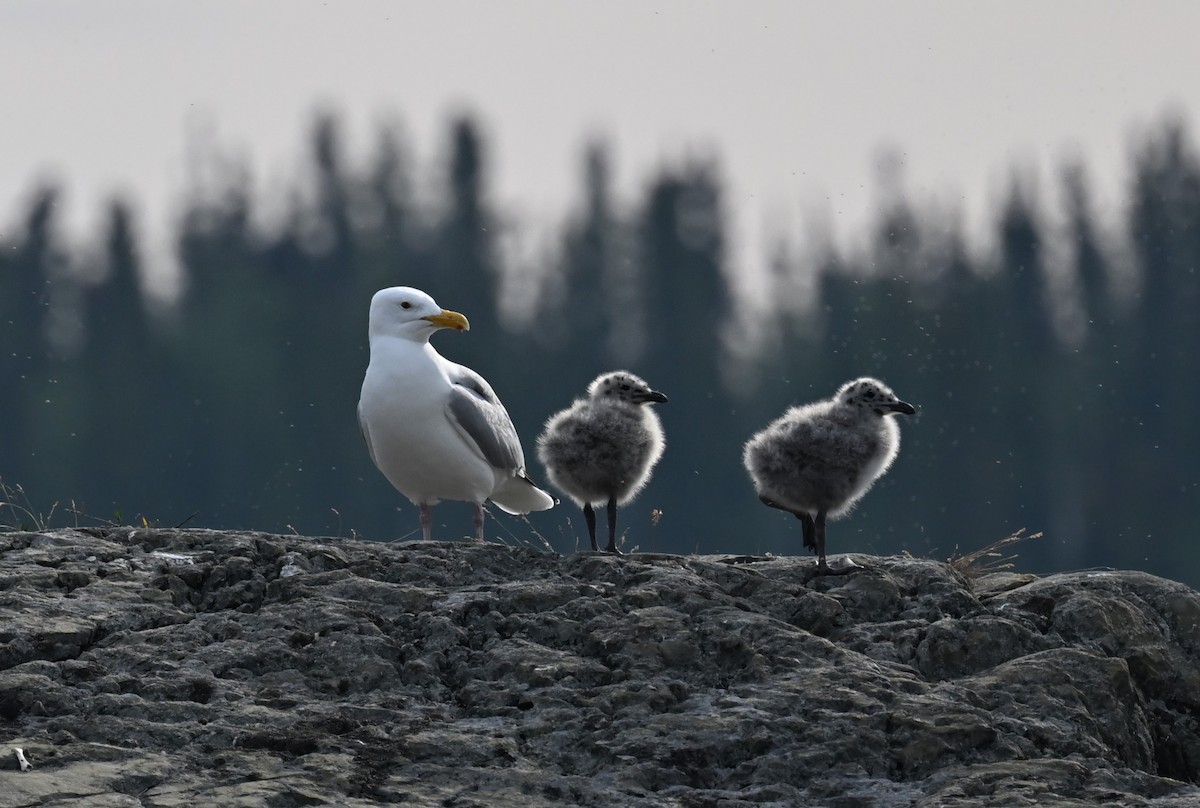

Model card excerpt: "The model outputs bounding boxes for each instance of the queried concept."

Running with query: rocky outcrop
[2,527,1199,807]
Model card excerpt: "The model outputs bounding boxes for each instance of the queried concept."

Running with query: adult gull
[358,286,554,541]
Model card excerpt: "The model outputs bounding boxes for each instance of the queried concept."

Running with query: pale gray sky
[3,1,1199,300]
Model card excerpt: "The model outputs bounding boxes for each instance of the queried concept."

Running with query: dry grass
[0,479,59,532]
[1,478,170,533]
[482,507,557,554]
[947,528,1044,578]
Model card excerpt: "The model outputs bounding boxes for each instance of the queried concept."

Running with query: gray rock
[1,527,1199,806]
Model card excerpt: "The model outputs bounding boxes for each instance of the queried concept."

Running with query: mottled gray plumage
[537,371,667,553]
[743,377,916,573]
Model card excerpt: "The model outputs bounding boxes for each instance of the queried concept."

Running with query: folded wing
[444,363,525,473]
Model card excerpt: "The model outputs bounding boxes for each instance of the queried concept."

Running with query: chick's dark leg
[814,509,831,572]
[759,495,817,553]
[760,495,808,526]
[605,497,621,554]
[799,512,816,553]
[583,503,599,552]
[813,509,858,576]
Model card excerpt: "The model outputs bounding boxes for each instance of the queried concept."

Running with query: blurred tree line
[3,111,1199,585]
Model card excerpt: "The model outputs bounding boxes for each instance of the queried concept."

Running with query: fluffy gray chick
[537,371,667,553]
[743,377,916,574]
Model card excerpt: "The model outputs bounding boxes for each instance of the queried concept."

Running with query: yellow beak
[423,309,470,332]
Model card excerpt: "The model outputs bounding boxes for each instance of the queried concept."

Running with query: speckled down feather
[743,377,916,571]
[744,377,914,518]
[538,371,666,508]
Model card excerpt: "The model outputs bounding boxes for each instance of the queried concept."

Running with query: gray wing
[444,363,526,472]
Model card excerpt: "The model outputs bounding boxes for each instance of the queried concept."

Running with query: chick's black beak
[637,390,669,404]
[888,400,917,416]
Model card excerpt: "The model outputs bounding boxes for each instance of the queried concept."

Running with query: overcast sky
[3,1,1200,297]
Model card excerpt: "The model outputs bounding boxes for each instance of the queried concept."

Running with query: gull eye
[400,301,413,310]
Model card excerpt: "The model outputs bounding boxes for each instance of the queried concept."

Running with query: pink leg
[419,503,433,541]
[473,503,485,541]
